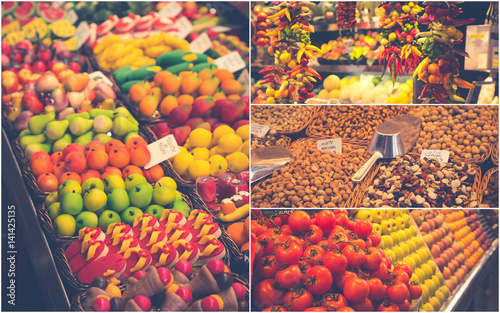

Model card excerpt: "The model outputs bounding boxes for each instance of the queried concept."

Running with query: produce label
[146,135,180,169]
[214,51,246,73]
[420,150,450,163]
[237,69,249,96]
[75,21,91,50]
[67,9,78,24]
[89,71,113,87]
[260,210,293,217]
[174,17,193,39]
[158,2,183,18]
[317,138,342,154]
[251,123,270,137]
[189,32,212,54]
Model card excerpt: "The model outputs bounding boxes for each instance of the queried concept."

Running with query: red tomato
[342,244,366,267]
[305,224,323,244]
[304,307,326,311]
[317,239,329,251]
[275,265,301,288]
[354,220,373,238]
[335,213,349,227]
[367,278,387,301]
[288,210,311,232]
[284,289,313,311]
[345,220,356,231]
[323,252,348,274]
[305,266,333,295]
[298,260,312,282]
[327,232,349,251]
[302,245,326,266]
[254,242,263,262]
[334,209,348,215]
[392,270,410,285]
[262,306,287,312]
[275,240,302,266]
[252,220,269,237]
[331,225,347,235]
[398,299,411,311]
[368,232,382,247]
[254,255,281,279]
[363,247,383,271]
[337,307,355,312]
[314,210,335,233]
[365,237,373,248]
[280,224,293,236]
[253,279,285,310]
[343,277,370,303]
[258,231,281,255]
[372,263,389,280]
[394,264,413,279]
[408,283,422,300]
[351,238,366,249]
[352,298,374,311]
[334,271,358,289]
[322,294,348,311]
[382,256,392,268]
[377,302,400,312]
[387,282,410,304]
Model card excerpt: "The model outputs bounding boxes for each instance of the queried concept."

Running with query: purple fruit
[14,110,33,131]
[51,89,69,112]
[93,82,116,101]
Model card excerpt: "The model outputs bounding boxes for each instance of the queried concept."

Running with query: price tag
[210,25,232,33]
[190,32,212,53]
[158,2,183,18]
[214,51,246,73]
[67,9,78,24]
[75,21,91,50]
[145,135,181,169]
[89,71,114,87]
[251,123,270,137]
[174,16,193,39]
[51,2,64,8]
[420,150,450,163]
[237,69,249,96]
[317,138,342,154]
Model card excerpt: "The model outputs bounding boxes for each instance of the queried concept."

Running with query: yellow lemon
[236,125,249,141]
[218,133,243,154]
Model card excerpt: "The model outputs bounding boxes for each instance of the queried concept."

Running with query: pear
[74,131,95,147]
[93,115,113,133]
[19,129,31,138]
[114,107,139,126]
[101,99,115,110]
[70,117,94,136]
[124,132,141,143]
[28,112,55,135]
[46,120,70,140]
[53,134,72,152]
[20,133,46,150]
[25,143,51,159]
[57,107,76,120]
[89,109,114,119]
[112,116,138,137]
[94,133,114,145]
[64,111,90,122]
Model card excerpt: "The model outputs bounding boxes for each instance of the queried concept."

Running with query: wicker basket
[492,142,499,166]
[478,167,499,208]
[251,133,292,151]
[251,105,319,135]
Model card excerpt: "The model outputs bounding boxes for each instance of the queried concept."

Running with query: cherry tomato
[377,302,400,312]
[394,264,413,279]
[398,299,411,311]
[253,279,285,310]
[314,210,335,233]
[262,306,287,312]
[322,294,348,311]
[305,266,333,295]
[323,251,348,274]
[408,283,422,300]
[342,244,366,267]
[392,270,410,285]
[275,240,302,266]
[354,220,373,238]
[363,247,383,271]
[337,307,355,312]
[368,233,382,247]
[334,271,358,289]
[372,263,389,280]
[288,210,311,232]
[252,220,269,237]
[255,255,281,279]
[387,282,410,304]
[367,278,387,301]
[284,289,313,311]
[343,277,370,303]
[328,232,349,251]
[352,298,374,311]
[275,265,301,288]
[302,245,326,266]
[305,224,323,245]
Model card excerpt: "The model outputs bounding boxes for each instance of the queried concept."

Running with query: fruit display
[251,130,291,150]
[73,2,152,25]
[201,31,250,66]
[336,2,357,30]
[252,5,273,49]
[319,32,383,64]
[251,105,317,134]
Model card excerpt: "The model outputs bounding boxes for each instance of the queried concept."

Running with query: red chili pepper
[410,28,418,36]
[395,29,401,39]
[431,90,447,104]
[419,16,430,24]
[260,78,273,85]
[420,83,430,99]
[397,14,413,20]
[454,18,476,26]
[454,39,463,44]
[259,67,275,74]
[434,8,450,18]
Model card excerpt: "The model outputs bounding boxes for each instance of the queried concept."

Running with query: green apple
[60,192,84,215]
[355,209,372,222]
[393,209,402,217]
[380,220,392,235]
[48,202,61,221]
[76,211,99,231]
[414,268,426,283]
[83,189,107,212]
[98,210,121,230]
[421,263,433,279]
[155,176,177,190]
[435,271,445,285]
[420,285,430,303]
[125,174,148,192]
[423,234,434,246]
[427,260,438,274]
[45,191,59,207]
[107,188,130,213]
[429,296,441,311]
[53,214,76,236]
[386,208,396,218]
[411,237,422,249]
[369,209,383,223]
[434,291,445,307]
[171,200,190,217]
[424,278,436,295]
[380,235,393,249]
[152,185,176,206]
[144,204,164,220]
[121,207,143,225]
[58,180,82,197]
[392,246,405,261]
[385,249,396,262]
[372,223,382,235]
[103,175,125,193]
[422,302,434,312]
[409,273,418,284]
[395,217,405,230]
[174,190,183,201]
[95,204,108,217]
[82,177,105,194]
[129,184,153,209]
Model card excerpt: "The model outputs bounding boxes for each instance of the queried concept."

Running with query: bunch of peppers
[378,2,424,82]
[414,2,475,103]
[258,1,322,104]
[336,2,357,31]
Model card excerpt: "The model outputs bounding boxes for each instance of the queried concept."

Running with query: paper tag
[251,123,270,137]
[67,9,78,25]
[237,69,249,96]
[317,138,342,154]
[174,16,193,39]
[189,32,212,54]
[158,2,183,18]
[145,135,181,169]
[89,71,114,87]
[75,21,91,50]
[210,25,232,33]
[420,150,450,163]
[51,2,64,8]
[214,51,246,73]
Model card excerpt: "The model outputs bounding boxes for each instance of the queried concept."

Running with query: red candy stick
[237,171,249,185]
[196,176,217,203]
[228,179,248,198]
[217,173,235,200]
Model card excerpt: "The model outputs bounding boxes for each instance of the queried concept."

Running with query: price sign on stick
[158,2,183,18]
[190,32,212,53]
[146,135,180,169]
[251,123,270,137]
[214,51,246,73]
[420,150,450,163]
[317,139,342,154]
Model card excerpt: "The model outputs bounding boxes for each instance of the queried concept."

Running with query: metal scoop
[251,146,295,183]
[352,114,422,182]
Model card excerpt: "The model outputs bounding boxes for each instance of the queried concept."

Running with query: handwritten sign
[145,135,180,169]
[89,71,113,87]
[67,9,78,24]
[237,69,249,96]
[75,21,91,50]
[420,150,450,163]
[174,16,193,39]
[158,2,183,18]
[214,51,246,73]
[189,32,212,53]
[251,123,270,137]
[317,138,342,154]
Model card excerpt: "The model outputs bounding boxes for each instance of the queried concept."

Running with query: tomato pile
[251,209,423,312]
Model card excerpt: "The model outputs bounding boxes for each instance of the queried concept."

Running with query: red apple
[64,152,87,173]
[2,74,19,94]
[22,93,43,114]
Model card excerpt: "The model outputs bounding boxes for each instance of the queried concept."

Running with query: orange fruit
[428,63,440,75]
[428,74,439,84]
[241,241,249,252]
[226,222,248,248]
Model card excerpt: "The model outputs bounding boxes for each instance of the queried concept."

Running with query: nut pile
[362,155,479,208]
[308,105,407,140]
[251,105,316,133]
[252,140,372,208]
[251,130,289,150]
[480,170,498,208]
[408,105,499,160]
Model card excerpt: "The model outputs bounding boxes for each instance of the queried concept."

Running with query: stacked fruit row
[252,209,424,312]
[202,31,250,66]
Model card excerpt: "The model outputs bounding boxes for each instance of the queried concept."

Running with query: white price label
[89,71,114,87]
[158,2,183,18]
[214,51,246,73]
[67,9,78,25]
[146,135,181,169]
[189,32,212,54]
[251,123,270,137]
[75,21,91,50]
[317,138,342,154]
[237,69,249,96]
[210,25,232,33]
[174,16,193,39]
[420,150,450,163]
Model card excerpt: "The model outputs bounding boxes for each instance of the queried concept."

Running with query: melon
[2,15,13,26]
[2,2,17,17]
[40,7,66,23]
[13,2,35,18]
